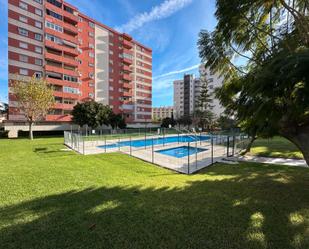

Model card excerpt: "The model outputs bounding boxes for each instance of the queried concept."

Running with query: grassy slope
[0,137,309,249]
[250,136,303,159]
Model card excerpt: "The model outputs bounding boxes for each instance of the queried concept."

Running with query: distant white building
[152,106,174,121]
[173,65,224,119]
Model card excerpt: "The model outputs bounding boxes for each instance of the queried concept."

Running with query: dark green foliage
[198,0,309,163]
[72,101,119,128]
[110,113,127,129]
[161,117,176,128]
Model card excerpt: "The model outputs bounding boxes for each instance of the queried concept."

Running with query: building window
[35,33,42,41]
[19,42,28,49]
[45,21,63,32]
[63,75,78,82]
[63,86,79,94]
[88,93,94,98]
[47,0,62,8]
[88,63,94,67]
[35,21,42,29]
[78,17,83,22]
[35,8,42,16]
[33,0,42,4]
[89,73,94,79]
[46,9,62,20]
[89,22,95,28]
[64,5,74,14]
[19,68,28,76]
[35,72,42,78]
[89,32,94,37]
[45,34,62,44]
[19,15,28,23]
[89,52,94,58]
[19,1,28,10]
[35,58,42,66]
[89,43,94,49]
[35,46,42,54]
[89,82,94,87]
[18,28,28,37]
[19,55,28,63]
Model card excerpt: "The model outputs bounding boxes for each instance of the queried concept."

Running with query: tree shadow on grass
[1,164,309,249]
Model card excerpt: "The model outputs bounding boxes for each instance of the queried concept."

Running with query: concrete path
[225,155,308,168]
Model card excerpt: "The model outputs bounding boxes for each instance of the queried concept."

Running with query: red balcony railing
[45,65,78,77]
[45,40,78,56]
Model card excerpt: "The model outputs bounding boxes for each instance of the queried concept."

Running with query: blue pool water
[97,135,210,149]
[156,146,208,158]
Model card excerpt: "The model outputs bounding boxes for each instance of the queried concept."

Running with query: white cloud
[153,64,200,79]
[116,0,192,33]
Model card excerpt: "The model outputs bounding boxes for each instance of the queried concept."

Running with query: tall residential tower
[8,0,152,124]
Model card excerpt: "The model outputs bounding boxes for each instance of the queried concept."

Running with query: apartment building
[173,65,224,118]
[8,0,152,124]
[152,106,174,121]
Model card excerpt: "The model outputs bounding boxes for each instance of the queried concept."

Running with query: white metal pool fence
[64,128,250,174]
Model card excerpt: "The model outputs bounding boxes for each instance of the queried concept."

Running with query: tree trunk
[29,121,33,140]
[280,126,309,166]
[244,136,256,154]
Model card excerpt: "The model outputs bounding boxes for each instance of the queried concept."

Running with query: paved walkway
[225,155,308,168]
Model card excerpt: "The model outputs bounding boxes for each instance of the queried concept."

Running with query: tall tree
[198,0,309,163]
[194,66,215,130]
[12,75,55,140]
[72,101,113,128]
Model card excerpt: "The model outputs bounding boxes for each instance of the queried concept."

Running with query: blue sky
[0,0,217,105]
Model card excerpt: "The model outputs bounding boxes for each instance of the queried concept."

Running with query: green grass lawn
[250,136,303,159]
[0,137,309,249]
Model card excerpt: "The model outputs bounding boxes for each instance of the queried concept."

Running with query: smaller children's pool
[156,146,208,158]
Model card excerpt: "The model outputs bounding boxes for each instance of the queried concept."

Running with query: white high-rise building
[173,65,224,119]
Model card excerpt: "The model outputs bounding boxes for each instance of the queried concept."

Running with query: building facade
[152,106,174,121]
[8,0,152,124]
[173,65,224,119]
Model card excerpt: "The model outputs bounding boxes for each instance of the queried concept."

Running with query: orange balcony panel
[63,10,79,23]
[45,28,78,45]
[123,58,132,65]
[122,74,132,81]
[122,82,131,89]
[47,78,79,88]
[123,48,133,55]
[46,114,72,122]
[122,109,134,114]
[45,65,78,77]
[62,22,78,34]
[45,2,62,15]
[45,40,78,56]
[54,103,75,110]
[123,40,133,49]
[123,33,133,41]
[53,91,80,99]
[123,91,132,97]
[122,65,132,72]
[45,52,78,67]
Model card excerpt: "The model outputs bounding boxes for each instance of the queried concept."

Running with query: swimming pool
[97,135,210,149]
[156,146,208,158]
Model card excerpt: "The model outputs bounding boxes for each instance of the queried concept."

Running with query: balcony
[122,65,132,72]
[45,65,78,77]
[45,2,62,15]
[53,91,79,100]
[46,78,80,88]
[62,22,78,34]
[45,40,78,56]
[122,91,132,97]
[63,10,79,23]
[122,73,132,81]
[123,57,132,65]
[45,52,78,67]
[54,102,75,110]
[123,40,133,49]
[45,28,78,45]
[122,82,131,89]
[123,33,133,41]
[46,114,72,122]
